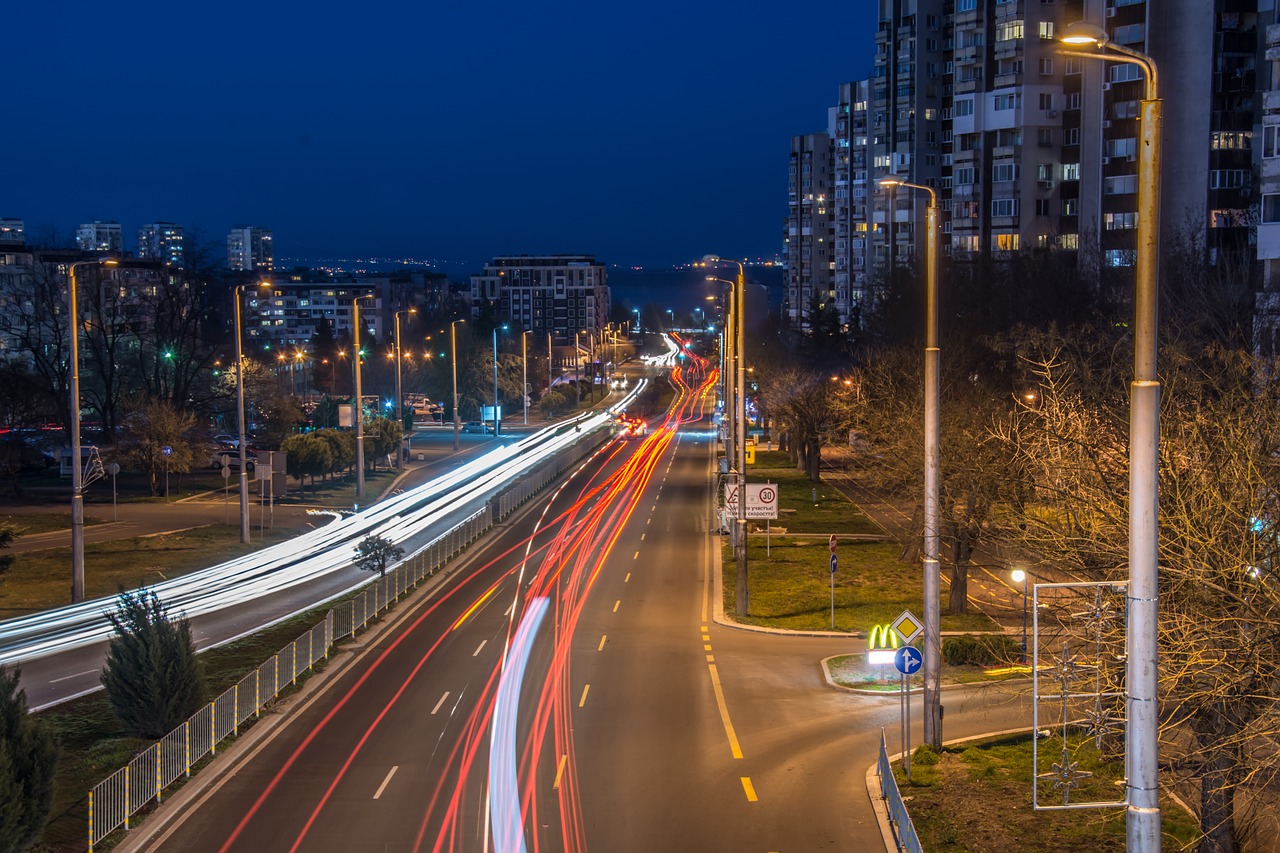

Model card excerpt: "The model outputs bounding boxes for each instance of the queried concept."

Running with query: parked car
[210,451,255,471]
[461,421,493,434]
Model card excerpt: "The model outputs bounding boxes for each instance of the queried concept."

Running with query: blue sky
[6,1,877,269]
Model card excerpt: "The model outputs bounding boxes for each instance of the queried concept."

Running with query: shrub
[101,589,205,739]
[942,633,1021,666]
[0,667,58,852]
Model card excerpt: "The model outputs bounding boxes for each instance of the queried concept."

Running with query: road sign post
[830,552,837,629]
[107,462,120,522]
[894,644,924,783]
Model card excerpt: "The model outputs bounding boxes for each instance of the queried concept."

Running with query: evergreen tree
[0,667,58,853]
[101,589,205,739]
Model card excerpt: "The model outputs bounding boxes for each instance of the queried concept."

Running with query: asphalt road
[124,368,1031,852]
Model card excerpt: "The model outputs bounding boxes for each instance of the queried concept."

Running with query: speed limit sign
[745,483,778,519]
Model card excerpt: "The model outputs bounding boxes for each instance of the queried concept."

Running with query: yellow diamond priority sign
[891,610,924,645]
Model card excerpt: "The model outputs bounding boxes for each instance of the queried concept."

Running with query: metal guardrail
[87,503,494,850]
[494,426,609,520]
[877,728,923,853]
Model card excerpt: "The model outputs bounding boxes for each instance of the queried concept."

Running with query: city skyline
[5,2,876,269]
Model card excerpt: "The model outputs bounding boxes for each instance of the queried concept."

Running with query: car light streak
[0,382,650,667]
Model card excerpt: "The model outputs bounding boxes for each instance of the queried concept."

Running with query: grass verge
[0,513,105,536]
[36,594,361,852]
[896,732,1200,851]
[743,450,882,535]
[723,537,998,633]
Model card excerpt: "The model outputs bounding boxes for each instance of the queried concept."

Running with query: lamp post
[394,307,416,465]
[67,258,118,601]
[878,177,941,748]
[451,318,465,450]
[1010,569,1028,664]
[521,330,532,425]
[352,294,374,499]
[232,279,270,545]
[1060,22,1162,849]
[492,324,508,435]
[703,256,747,616]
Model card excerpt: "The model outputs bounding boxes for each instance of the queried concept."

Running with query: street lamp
[394,307,416,464]
[878,176,941,749]
[1060,22,1162,849]
[67,258,118,601]
[352,294,375,498]
[1010,569,1028,664]
[702,255,747,616]
[451,319,465,450]
[492,324,508,435]
[233,279,271,545]
[521,330,533,425]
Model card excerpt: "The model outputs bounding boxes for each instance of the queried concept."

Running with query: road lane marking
[708,664,744,759]
[634,550,639,560]
[704,644,712,651]
[473,640,487,657]
[741,777,758,802]
[625,573,631,583]
[598,635,607,651]
[706,655,715,662]
[613,600,620,612]
[701,625,708,632]
[431,692,450,715]
[553,754,569,789]
[647,518,652,525]
[50,669,96,684]
[579,684,590,707]
[702,634,710,641]
[640,533,646,541]
[372,766,398,799]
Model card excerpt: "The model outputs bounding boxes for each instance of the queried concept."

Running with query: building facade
[227,226,274,271]
[789,0,1267,334]
[76,221,122,254]
[138,222,185,267]
[469,255,610,342]
[0,219,23,246]
[784,131,838,326]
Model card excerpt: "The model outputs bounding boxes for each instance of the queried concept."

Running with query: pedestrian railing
[494,427,608,519]
[87,502,494,850]
[877,728,923,853]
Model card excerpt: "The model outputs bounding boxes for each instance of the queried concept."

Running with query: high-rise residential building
[0,218,23,245]
[469,255,610,342]
[76,221,122,254]
[1256,17,1280,357]
[784,130,838,327]
[138,222,185,267]
[793,0,1266,336]
[227,226,273,271]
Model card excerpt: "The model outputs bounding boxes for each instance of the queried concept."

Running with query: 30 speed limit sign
[745,483,778,519]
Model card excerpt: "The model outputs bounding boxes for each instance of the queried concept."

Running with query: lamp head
[103,259,119,268]
[1011,569,1027,584]
[1060,21,1108,47]
[701,254,722,263]
[878,176,904,190]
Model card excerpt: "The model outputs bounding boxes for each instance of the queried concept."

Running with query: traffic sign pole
[830,552,837,629]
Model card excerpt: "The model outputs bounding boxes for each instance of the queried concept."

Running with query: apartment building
[1256,18,1280,356]
[227,226,274,271]
[789,0,1266,334]
[0,218,23,246]
[137,222,185,267]
[469,255,610,342]
[76,221,123,254]
[784,131,837,326]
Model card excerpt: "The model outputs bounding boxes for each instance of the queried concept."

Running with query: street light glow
[1060,21,1108,46]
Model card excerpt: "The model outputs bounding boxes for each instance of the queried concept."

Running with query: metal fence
[494,427,608,520]
[88,502,495,850]
[876,728,923,853]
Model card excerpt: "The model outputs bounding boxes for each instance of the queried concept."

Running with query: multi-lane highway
[124,358,1027,852]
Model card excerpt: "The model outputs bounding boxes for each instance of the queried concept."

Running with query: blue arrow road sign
[830,554,837,574]
[894,646,923,675]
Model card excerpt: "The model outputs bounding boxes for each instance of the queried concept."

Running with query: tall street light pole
[451,319,465,450]
[878,178,940,748]
[68,258,117,601]
[492,324,508,435]
[1061,22,1163,850]
[233,279,269,545]
[703,256,747,616]
[522,330,531,425]
[352,294,374,499]
[394,307,415,466]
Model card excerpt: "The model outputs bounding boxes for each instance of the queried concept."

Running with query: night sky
[6,2,876,271]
